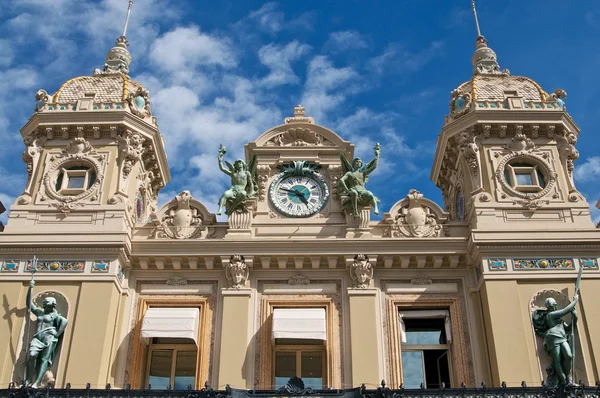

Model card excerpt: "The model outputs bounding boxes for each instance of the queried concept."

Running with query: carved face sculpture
[352,158,362,170]
[229,263,247,284]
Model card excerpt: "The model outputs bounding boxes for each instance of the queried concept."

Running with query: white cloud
[257,41,311,88]
[300,56,360,123]
[249,3,284,34]
[574,156,600,183]
[325,30,368,52]
[150,26,237,72]
[369,41,444,75]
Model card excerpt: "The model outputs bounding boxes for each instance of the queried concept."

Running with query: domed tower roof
[444,1,566,125]
[33,0,153,122]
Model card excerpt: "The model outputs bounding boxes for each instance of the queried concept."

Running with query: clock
[269,172,330,217]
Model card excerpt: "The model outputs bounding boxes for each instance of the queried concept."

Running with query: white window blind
[272,308,327,341]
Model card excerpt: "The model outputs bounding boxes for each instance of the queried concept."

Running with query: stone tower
[0,4,170,385]
[430,5,600,386]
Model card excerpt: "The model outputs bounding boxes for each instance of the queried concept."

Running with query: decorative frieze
[488,258,508,271]
[91,260,110,273]
[513,258,574,270]
[0,260,19,272]
[26,260,85,272]
[580,258,599,270]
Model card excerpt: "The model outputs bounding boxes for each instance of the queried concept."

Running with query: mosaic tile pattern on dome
[474,76,545,102]
[54,75,133,103]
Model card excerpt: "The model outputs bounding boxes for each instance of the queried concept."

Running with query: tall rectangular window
[271,308,327,390]
[400,311,451,389]
[146,338,197,390]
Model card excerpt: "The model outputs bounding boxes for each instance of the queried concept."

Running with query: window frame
[385,295,473,389]
[400,316,452,389]
[258,297,341,389]
[272,342,327,389]
[58,167,93,195]
[145,342,198,389]
[506,163,543,192]
[129,297,213,389]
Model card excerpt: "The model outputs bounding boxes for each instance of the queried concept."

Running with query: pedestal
[344,206,373,238]
[225,199,256,239]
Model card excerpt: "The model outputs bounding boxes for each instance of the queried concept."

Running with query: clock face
[269,174,330,217]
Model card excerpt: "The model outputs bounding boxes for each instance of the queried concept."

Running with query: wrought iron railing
[2,379,600,398]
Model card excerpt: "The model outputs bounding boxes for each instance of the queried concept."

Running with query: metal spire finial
[121,0,134,38]
[471,1,482,37]
[93,0,134,75]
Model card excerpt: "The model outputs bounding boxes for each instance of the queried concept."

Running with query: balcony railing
[2,379,599,398]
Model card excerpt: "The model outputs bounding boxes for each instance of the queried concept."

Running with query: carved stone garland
[224,255,250,289]
[40,138,105,213]
[348,254,373,289]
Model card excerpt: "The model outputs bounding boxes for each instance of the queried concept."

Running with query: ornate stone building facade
[0,3,599,394]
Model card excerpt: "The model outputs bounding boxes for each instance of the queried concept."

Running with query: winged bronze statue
[338,143,381,216]
[217,144,257,215]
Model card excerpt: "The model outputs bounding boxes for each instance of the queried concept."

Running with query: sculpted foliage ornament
[150,190,212,239]
[224,255,250,289]
[394,190,443,238]
[349,254,373,289]
[339,143,381,216]
[217,144,258,216]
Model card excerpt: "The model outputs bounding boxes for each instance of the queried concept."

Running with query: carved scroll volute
[554,128,579,194]
[457,127,483,194]
[109,129,146,204]
[18,132,48,204]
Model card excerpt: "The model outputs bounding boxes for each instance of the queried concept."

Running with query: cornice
[131,237,469,257]
[431,111,579,183]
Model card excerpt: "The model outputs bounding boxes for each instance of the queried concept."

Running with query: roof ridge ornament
[93,0,134,76]
[470,1,509,76]
[285,104,315,124]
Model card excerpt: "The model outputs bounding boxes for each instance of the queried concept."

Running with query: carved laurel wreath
[494,152,557,200]
[42,155,104,204]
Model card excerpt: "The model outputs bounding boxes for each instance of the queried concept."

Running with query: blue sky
[1,0,600,224]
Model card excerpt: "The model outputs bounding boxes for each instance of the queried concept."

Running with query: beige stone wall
[0,280,122,388]
[480,278,599,386]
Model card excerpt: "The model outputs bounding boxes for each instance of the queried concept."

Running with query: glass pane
[148,350,172,389]
[174,351,197,390]
[301,351,323,389]
[404,318,446,345]
[515,172,533,186]
[67,175,86,189]
[274,351,296,389]
[402,351,424,388]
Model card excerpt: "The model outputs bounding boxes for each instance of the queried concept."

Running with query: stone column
[347,288,381,387]
[217,289,252,388]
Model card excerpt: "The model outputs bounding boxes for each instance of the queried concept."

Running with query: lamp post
[23,255,38,386]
